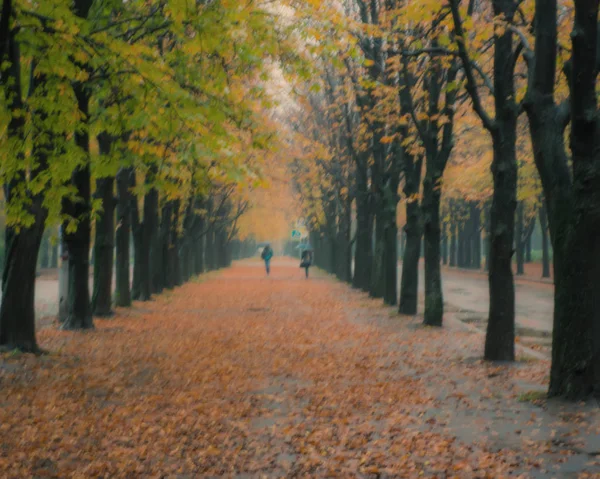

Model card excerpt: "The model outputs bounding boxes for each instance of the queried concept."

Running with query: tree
[0,0,77,349]
[521,0,600,398]
[0,0,308,348]
[91,133,115,317]
[450,0,520,360]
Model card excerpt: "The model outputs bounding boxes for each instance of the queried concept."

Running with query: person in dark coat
[261,244,273,275]
[300,248,313,278]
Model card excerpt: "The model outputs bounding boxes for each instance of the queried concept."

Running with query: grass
[518,390,547,404]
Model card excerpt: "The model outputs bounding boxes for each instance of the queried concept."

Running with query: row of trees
[0,1,299,351]
[436,197,551,277]
[290,0,598,399]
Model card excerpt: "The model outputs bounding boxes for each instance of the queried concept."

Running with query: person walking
[261,244,273,275]
[300,248,313,278]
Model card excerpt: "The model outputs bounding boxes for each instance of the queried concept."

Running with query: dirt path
[0,259,597,477]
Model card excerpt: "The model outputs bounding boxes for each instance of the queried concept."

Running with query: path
[0,259,598,477]
[400,263,554,335]
[28,260,554,336]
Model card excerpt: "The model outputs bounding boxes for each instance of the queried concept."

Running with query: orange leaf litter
[0,259,598,478]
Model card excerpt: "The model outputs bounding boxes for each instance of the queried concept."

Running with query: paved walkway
[400,263,554,334]
[28,260,555,335]
[1,259,597,477]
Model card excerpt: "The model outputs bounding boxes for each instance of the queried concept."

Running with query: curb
[445,312,550,361]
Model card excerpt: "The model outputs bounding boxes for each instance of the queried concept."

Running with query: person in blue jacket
[261,244,273,275]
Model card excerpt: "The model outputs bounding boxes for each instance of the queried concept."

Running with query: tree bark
[206,227,216,271]
[539,202,550,278]
[170,201,181,286]
[39,234,50,269]
[449,221,457,267]
[160,201,173,290]
[399,157,423,315]
[115,167,132,307]
[145,187,160,295]
[422,175,443,325]
[130,174,143,301]
[337,194,353,283]
[133,171,158,301]
[382,180,399,305]
[91,134,115,317]
[50,240,58,268]
[464,214,472,268]
[194,213,205,275]
[471,203,481,269]
[370,215,385,298]
[484,115,518,360]
[457,222,465,268]
[0,59,47,351]
[516,201,525,275]
[352,165,373,290]
[62,82,93,330]
[442,222,448,265]
[484,204,491,271]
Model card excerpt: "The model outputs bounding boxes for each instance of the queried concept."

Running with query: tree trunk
[62,83,93,330]
[91,135,115,317]
[399,153,423,314]
[0,61,47,351]
[134,173,157,301]
[382,185,399,305]
[516,201,525,275]
[115,167,132,307]
[146,188,160,295]
[352,174,373,290]
[171,201,181,286]
[422,174,443,326]
[449,221,457,267]
[471,203,481,269]
[369,184,385,298]
[485,121,517,361]
[451,0,518,361]
[50,240,58,268]
[337,195,353,283]
[464,215,473,268]
[194,215,205,275]
[484,204,491,271]
[523,0,600,398]
[39,233,49,269]
[180,203,193,283]
[399,215,421,315]
[539,202,550,279]
[327,230,336,275]
[442,222,448,265]
[180,236,190,283]
[58,232,68,322]
[206,227,215,270]
[457,222,465,268]
[0,215,46,351]
[160,201,173,289]
[130,178,143,301]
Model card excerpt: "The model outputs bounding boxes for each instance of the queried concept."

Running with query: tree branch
[449,0,496,132]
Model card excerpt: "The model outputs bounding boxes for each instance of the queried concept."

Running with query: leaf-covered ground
[0,259,598,478]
